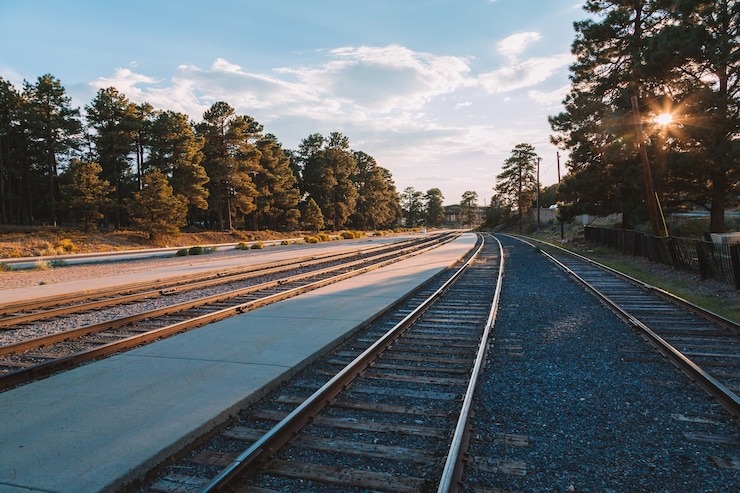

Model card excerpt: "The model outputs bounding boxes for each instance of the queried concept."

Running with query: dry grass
[531,233,739,324]
[0,227,302,258]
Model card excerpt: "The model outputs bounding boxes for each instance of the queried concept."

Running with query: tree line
[0,76,464,237]
[546,0,738,234]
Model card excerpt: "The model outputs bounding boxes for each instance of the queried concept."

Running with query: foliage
[495,143,538,232]
[252,134,301,231]
[424,188,445,227]
[401,187,424,226]
[549,0,739,232]
[0,76,411,235]
[460,190,479,226]
[298,132,359,231]
[303,197,325,232]
[60,159,114,232]
[127,169,188,241]
[350,151,399,230]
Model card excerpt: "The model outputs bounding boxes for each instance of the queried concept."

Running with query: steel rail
[200,235,485,492]
[0,235,438,316]
[510,235,740,419]
[437,234,504,492]
[0,233,460,390]
[0,234,455,356]
[0,235,446,328]
[517,235,738,332]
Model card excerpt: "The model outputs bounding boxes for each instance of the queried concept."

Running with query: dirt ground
[0,227,302,259]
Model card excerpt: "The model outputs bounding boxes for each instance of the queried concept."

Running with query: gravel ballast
[466,234,738,492]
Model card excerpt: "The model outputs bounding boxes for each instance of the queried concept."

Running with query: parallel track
[141,233,503,493]
[0,236,441,322]
[511,235,740,418]
[0,233,459,391]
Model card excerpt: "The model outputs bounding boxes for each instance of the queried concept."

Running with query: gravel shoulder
[466,235,738,492]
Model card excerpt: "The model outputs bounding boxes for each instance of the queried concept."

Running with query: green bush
[318,232,332,242]
[176,248,190,256]
[250,242,264,249]
[304,236,320,244]
[280,240,290,245]
[236,242,250,250]
[188,245,208,255]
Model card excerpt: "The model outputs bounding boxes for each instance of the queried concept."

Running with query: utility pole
[557,151,563,240]
[631,96,663,237]
[536,156,541,231]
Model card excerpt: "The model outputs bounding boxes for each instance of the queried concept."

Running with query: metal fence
[583,226,740,290]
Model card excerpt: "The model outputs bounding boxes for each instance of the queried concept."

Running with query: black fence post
[696,243,709,280]
[730,244,740,290]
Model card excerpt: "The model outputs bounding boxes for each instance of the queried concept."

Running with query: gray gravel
[465,234,738,492]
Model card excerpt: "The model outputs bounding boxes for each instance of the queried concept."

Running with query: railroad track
[0,235,445,320]
[140,233,503,492]
[512,235,740,419]
[0,233,459,390]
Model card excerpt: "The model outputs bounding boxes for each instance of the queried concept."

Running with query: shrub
[175,248,190,257]
[188,246,205,255]
[55,238,77,254]
[250,242,264,249]
[280,240,290,246]
[317,232,332,242]
[304,236,320,244]
[32,241,57,257]
[236,242,250,250]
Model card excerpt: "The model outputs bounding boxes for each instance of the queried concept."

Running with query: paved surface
[0,233,476,493]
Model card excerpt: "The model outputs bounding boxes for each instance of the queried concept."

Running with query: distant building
[443,205,487,228]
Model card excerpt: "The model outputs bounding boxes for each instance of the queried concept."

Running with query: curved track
[141,233,504,492]
[511,235,740,418]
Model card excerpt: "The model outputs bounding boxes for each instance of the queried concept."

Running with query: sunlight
[655,112,673,126]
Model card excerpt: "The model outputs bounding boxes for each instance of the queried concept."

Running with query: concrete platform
[0,233,477,493]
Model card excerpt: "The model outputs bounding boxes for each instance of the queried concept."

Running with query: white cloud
[528,84,570,106]
[478,54,572,93]
[278,45,473,116]
[78,42,571,201]
[497,32,541,62]
[90,68,158,99]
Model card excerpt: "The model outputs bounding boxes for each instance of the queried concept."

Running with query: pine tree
[351,151,399,230]
[198,103,260,230]
[460,190,479,227]
[253,134,301,231]
[300,132,358,230]
[23,74,81,226]
[60,159,113,232]
[495,143,538,232]
[304,197,324,233]
[148,110,209,224]
[85,87,138,228]
[424,188,445,228]
[127,169,187,241]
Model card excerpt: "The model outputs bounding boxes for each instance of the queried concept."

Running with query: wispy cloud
[497,32,541,62]
[478,54,572,93]
[80,41,571,200]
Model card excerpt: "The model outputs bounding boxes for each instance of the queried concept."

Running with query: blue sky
[0,0,586,205]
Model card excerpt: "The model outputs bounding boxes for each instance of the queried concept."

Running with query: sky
[0,0,587,205]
